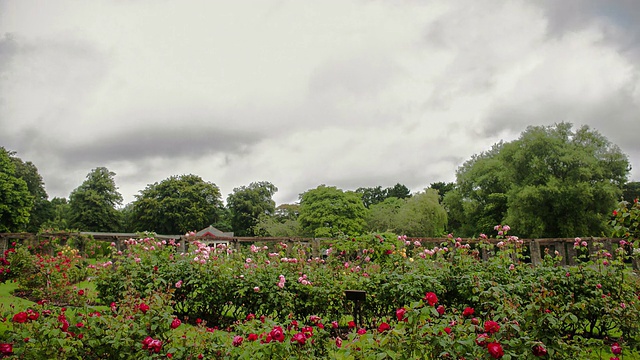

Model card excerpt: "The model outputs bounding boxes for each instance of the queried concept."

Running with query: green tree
[131,174,223,234]
[623,181,640,203]
[118,202,135,233]
[355,186,388,208]
[273,203,300,221]
[448,123,629,238]
[41,197,71,230]
[444,143,509,237]
[395,189,448,237]
[253,203,301,237]
[298,185,367,237]
[429,181,455,202]
[227,181,278,236]
[385,183,411,199]
[11,155,52,232]
[365,197,404,233]
[0,147,32,232]
[68,167,123,232]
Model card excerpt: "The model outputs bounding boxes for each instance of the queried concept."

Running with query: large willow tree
[444,123,630,238]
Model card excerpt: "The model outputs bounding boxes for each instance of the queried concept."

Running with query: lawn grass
[0,281,35,334]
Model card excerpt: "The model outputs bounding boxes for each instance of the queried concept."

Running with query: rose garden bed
[0,222,639,359]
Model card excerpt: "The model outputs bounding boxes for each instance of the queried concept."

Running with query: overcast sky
[1,0,639,206]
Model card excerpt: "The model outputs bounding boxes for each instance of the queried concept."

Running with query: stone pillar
[555,241,567,266]
[603,239,613,256]
[566,243,577,265]
[481,248,489,262]
[312,238,321,258]
[530,240,541,266]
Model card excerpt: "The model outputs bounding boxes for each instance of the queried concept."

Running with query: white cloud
[1,0,638,205]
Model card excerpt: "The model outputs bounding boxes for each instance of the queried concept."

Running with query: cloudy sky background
[1,0,639,206]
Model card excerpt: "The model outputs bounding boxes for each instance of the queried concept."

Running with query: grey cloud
[539,1,640,61]
[0,33,19,73]
[55,123,262,166]
[308,55,398,98]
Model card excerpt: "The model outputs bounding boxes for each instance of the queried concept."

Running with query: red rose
[170,318,181,329]
[78,290,84,296]
[378,322,391,332]
[348,320,356,329]
[247,333,258,341]
[270,326,285,342]
[611,342,622,355]
[232,336,243,347]
[396,308,406,321]
[12,312,27,323]
[26,310,39,321]
[484,320,500,334]
[291,332,306,345]
[301,326,313,338]
[462,307,474,317]
[444,327,452,334]
[532,345,547,357]
[138,303,150,314]
[357,328,367,335]
[436,305,445,316]
[424,292,438,306]
[487,342,504,359]
[476,333,489,347]
[0,343,12,356]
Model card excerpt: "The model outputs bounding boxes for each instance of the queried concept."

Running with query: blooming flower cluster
[297,274,312,286]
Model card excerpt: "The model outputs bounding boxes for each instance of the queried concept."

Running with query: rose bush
[2,225,639,358]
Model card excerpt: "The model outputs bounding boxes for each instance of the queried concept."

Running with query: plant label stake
[345,290,366,328]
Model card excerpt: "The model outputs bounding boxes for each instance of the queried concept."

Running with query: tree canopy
[365,197,405,233]
[298,185,367,237]
[356,183,412,208]
[395,189,448,237]
[131,174,224,234]
[0,147,32,232]
[68,167,123,232]
[11,155,51,232]
[444,123,630,238]
[623,182,640,204]
[227,181,278,236]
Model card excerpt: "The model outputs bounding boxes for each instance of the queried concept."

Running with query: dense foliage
[298,185,367,237]
[355,183,411,208]
[130,174,224,235]
[10,155,51,232]
[68,167,123,232]
[227,182,278,236]
[444,123,630,237]
[0,148,33,232]
[2,222,639,358]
